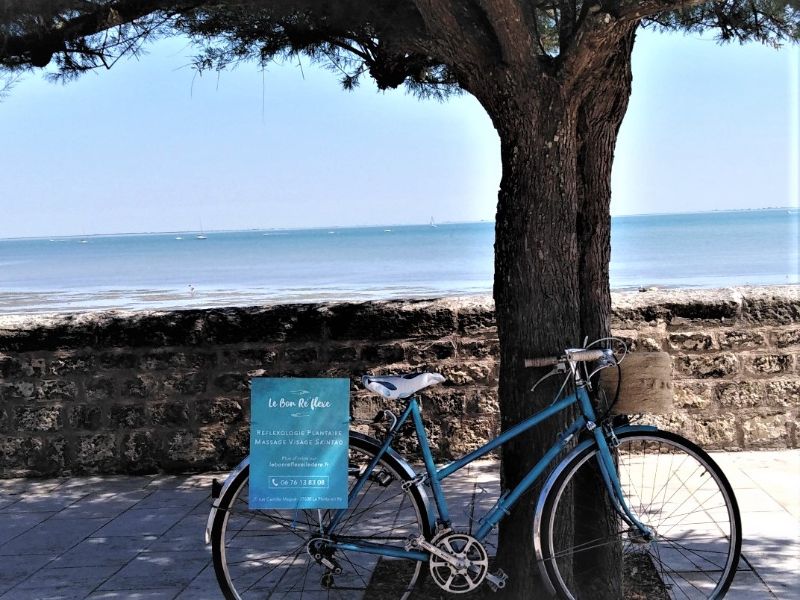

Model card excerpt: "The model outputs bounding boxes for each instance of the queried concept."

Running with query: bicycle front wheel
[211,433,431,599]
[539,430,741,599]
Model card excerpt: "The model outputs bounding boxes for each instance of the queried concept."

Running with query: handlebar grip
[524,349,607,368]
[524,356,560,368]
[568,349,607,362]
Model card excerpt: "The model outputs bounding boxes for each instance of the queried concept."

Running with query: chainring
[428,531,489,594]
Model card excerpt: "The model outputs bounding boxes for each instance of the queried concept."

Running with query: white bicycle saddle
[361,372,446,400]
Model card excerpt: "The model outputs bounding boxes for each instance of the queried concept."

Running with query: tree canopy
[1,1,797,95]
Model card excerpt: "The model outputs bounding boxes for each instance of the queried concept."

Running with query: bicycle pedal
[369,470,394,487]
[485,568,507,592]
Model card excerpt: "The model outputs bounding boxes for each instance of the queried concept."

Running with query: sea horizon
[1,208,797,315]
[1,206,796,242]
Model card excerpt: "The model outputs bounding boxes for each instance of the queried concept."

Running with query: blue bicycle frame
[327,382,651,562]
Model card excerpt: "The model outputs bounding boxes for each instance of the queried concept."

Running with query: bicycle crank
[411,530,490,593]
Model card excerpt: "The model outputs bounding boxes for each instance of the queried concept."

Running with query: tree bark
[467,68,582,597]
[576,24,637,343]
[571,24,638,599]
[465,22,638,597]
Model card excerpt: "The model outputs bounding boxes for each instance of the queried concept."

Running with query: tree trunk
[467,24,637,598]
[469,69,582,597]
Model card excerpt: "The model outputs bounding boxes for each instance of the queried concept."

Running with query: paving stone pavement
[0,450,797,599]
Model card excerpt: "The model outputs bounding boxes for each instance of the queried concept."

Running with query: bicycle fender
[204,431,435,545]
[532,424,658,595]
[205,455,250,545]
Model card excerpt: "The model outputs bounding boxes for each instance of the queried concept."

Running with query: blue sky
[0,27,796,238]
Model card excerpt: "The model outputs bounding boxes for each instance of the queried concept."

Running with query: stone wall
[0,286,797,477]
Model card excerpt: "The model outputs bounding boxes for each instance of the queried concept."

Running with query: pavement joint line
[739,552,780,599]
[1,450,797,599]
[68,482,163,599]
[1,476,162,595]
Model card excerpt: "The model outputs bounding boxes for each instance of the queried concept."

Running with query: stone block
[742,413,794,448]
[668,333,714,352]
[0,435,65,476]
[678,353,738,378]
[718,330,766,350]
[39,380,79,401]
[447,416,499,455]
[164,371,207,395]
[196,397,244,425]
[773,329,800,348]
[213,372,249,393]
[426,390,467,415]
[764,380,800,408]
[741,291,800,324]
[201,305,326,344]
[164,426,224,469]
[464,388,499,415]
[15,405,62,432]
[457,305,496,335]
[327,345,358,363]
[224,423,251,463]
[224,348,279,369]
[67,404,103,430]
[440,363,492,386]
[73,433,117,472]
[612,289,743,326]
[716,381,765,408]
[140,350,218,371]
[406,341,456,362]
[97,351,140,370]
[653,412,739,449]
[459,339,500,358]
[0,436,42,471]
[285,346,319,364]
[0,381,35,401]
[0,354,45,378]
[673,382,714,410]
[148,401,190,426]
[109,404,147,428]
[749,354,793,375]
[326,301,458,341]
[86,377,116,401]
[360,343,405,363]
[121,374,160,399]
[121,430,158,473]
[49,353,95,376]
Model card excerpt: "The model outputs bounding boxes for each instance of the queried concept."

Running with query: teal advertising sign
[249,378,350,509]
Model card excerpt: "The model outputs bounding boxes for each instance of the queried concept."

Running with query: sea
[0,209,797,315]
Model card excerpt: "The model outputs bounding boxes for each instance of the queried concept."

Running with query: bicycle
[205,341,742,599]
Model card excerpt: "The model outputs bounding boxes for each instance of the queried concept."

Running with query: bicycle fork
[590,422,653,540]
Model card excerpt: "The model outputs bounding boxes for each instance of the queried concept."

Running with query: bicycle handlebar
[524,348,607,368]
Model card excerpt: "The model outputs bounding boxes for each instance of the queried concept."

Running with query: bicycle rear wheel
[211,433,431,599]
[539,430,741,599]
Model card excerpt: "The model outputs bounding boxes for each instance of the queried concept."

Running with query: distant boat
[430,217,438,228]
[175,236,183,240]
[196,219,207,240]
[384,229,392,232]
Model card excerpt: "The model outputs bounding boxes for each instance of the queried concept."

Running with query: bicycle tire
[211,433,432,599]
[539,430,742,599]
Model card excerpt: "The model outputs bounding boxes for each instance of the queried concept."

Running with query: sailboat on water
[196,219,207,240]
[430,216,438,228]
